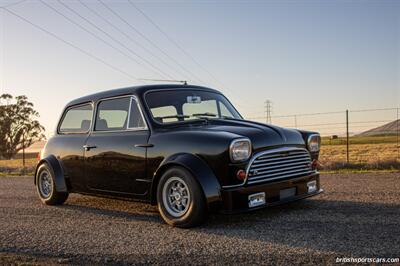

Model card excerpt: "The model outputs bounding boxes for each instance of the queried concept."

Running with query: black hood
[208,119,305,151]
[171,119,306,152]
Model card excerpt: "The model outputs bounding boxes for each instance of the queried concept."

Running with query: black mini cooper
[35,84,322,227]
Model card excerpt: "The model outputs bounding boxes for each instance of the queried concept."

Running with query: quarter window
[59,104,93,134]
[95,97,130,131]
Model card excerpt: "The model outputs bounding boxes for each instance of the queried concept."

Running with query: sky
[0,0,399,136]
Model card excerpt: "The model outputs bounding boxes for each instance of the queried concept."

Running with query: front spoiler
[220,173,323,214]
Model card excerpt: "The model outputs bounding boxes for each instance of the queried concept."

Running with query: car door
[84,96,150,196]
[56,103,93,192]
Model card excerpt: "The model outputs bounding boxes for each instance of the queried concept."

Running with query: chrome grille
[246,147,314,185]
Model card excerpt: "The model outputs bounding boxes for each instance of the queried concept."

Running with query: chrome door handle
[83,145,97,151]
[134,144,154,148]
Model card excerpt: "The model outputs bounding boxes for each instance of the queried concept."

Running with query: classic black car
[35,84,322,227]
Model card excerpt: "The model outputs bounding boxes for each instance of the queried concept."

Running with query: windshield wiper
[192,112,217,117]
[156,114,189,121]
[187,113,217,124]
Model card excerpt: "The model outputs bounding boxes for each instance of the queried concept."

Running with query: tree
[0,94,45,159]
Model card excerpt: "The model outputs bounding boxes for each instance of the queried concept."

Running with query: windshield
[145,90,242,124]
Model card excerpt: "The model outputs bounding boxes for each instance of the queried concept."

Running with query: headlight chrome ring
[230,138,252,162]
[307,134,321,152]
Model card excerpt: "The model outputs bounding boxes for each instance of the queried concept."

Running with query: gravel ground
[1,173,399,265]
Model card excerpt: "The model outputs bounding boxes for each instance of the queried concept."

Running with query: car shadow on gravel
[62,204,162,223]
[201,198,400,257]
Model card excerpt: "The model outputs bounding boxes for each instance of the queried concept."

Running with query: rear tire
[36,163,68,205]
[157,167,207,228]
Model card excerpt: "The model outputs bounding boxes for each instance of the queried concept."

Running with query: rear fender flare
[34,155,68,193]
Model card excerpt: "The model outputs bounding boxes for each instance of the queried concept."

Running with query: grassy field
[321,135,399,145]
[0,158,37,175]
[320,135,399,170]
[319,143,399,170]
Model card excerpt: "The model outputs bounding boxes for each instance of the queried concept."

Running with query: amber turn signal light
[236,169,247,181]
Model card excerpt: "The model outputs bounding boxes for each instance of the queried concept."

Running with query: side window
[59,104,93,134]
[95,97,130,131]
[128,98,146,129]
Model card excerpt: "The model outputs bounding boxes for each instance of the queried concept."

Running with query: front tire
[157,167,207,228]
[36,163,68,205]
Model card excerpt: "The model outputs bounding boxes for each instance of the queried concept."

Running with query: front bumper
[220,172,322,213]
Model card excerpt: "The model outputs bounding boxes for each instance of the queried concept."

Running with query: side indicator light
[236,169,247,181]
[311,159,319,170]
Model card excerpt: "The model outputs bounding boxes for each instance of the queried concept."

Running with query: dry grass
[0,158,37,175]
[321,135,398,145]
[319,143,400,170]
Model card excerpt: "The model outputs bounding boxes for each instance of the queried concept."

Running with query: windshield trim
[143,88,243,126]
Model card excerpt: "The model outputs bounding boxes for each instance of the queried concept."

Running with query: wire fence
[247,107,400,169]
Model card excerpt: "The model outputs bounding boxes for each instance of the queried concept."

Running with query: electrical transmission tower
[264,100,272,124]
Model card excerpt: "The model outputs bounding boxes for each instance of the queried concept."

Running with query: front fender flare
[152,153,222,211]
[34,155,68,193]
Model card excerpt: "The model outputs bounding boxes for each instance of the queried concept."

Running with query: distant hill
[358,120,400,136]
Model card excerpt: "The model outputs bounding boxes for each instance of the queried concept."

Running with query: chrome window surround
[93,95,148,133]
[57,102,94,135]
[222,147,316,189]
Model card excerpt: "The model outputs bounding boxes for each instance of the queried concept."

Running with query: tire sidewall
[36,163,56,204]
[157,167,206,227]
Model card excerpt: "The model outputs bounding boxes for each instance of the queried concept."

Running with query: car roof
[66,84,221,106]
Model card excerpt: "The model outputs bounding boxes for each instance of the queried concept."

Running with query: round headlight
[308,134,321,152]
[230,138,252,162]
